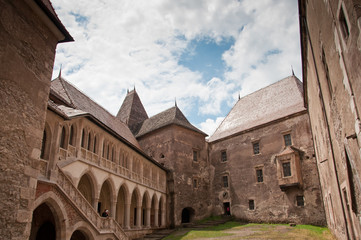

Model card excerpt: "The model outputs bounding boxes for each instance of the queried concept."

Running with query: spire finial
[291,65,295,76]
[58,64,62,78]
[133,84,136,92]
[127,89,129,93]
[238,93,240,100]
[175,98,177,107]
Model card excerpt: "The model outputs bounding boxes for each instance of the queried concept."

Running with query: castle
[1,0,360,240]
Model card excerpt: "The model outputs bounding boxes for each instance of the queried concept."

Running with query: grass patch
[295,224,329,235]
[196,215,222,224]
[206,221,241,231]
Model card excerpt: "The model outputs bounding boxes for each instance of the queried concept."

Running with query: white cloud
[52,0,301,130]
[199,117,225,137]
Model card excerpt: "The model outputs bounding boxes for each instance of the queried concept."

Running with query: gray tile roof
[136,105,207,138]
[51,77,141,148]
[208,75,306,142]
[116,89,148,135]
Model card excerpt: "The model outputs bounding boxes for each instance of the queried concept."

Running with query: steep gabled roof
[136,105,207,138]
[116,89,148,135]
[51,76,140,148]
[209,75,306,142]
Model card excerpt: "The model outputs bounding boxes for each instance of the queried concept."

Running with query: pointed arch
[151,194,159,227]
[70,221,96,240]
[87,131,92,151]
[69,124,76,146]
[116,183,130,226]
[59,125,67,149]
[93,135,98,154]
[142,191,151,227]
[130,187,141,228]
[30,191,68,240]
[77,173,96,207]
[98,179,115,216]
[81,128,86,148]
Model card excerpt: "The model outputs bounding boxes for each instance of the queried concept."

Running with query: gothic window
[60,126,66,149]
[253,142,260,154]
[339,5,350,39]
[40,130,47,159]
[111,147,115,162]
[249,200,255,210]
[81,129,85,148]
[284,134,292,146]
[69,125,74,146]
[221,150,227,162]
[283,162,291,177]
[256,169,263,183]
[296,195,304,206]
[87,132,91,151]
[102,142,106,158]
[222,175,229,188]
[93,136,97,153]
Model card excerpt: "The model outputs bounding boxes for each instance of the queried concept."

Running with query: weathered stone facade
[0,0,72,239]
[299,0,361,239]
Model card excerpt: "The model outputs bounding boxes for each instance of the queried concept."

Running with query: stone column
[110,200,117,218]
[124,203,130,229]
[136,204,142,228]
[146,207,151,228]
[161,208,166,227]
[154,208,159,227]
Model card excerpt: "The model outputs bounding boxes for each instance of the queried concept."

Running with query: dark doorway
[223,202,231,216]
[30,203,57,240]
[181,207,195,223]
[70,230,88,240]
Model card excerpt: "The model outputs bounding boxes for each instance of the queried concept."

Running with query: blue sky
[52,0,301,136]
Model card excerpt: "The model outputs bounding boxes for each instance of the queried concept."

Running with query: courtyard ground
[163,222,336,240]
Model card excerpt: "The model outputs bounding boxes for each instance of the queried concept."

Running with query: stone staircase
[135,216,233,240]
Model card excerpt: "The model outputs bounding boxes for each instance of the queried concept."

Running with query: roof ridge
[58,77,75,107]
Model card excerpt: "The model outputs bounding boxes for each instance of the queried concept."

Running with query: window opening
[249,200,255,210]
[222,175,229,188]
[69,125,74,146]
[40,130,47,159]
[256,169,263,183]
[284,134,292,146]
[221,150,227,162]
[339,6,350,39]
[81,129,85,148]
[60,127,66,149]
[283,162,291,177]
[253,142,260,154]
[296,196,304,206]
[193,150,198,162]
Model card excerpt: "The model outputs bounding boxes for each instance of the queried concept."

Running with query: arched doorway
[130,189,140,228]
[29,203,56,240]
[98,180,112,216]
[181,207,195,223]
[116,185,127,226]
[70,230,88,240]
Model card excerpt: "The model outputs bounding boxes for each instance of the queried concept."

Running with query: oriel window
[283,162,291,177]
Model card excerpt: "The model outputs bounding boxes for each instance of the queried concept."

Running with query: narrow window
[221,150,227,162]
[283,162,291,177]
[249,200,255,210]
[339,6,350,39]
[193,179,198,189]
[40,130,47,159]
[107,144,110,160]
[81,129,85,148]
[102,142,106,158]
[296,196,304,206]
[111,147,115,162]
[222,175,229,188]
[256,169,263,183]
[253,142,260,154]
[284,134,292,146]
[93,136,97,153]
[69,125,74,146]
[87,132,91,151]
[193,150,198,162]
[60,127,66,149]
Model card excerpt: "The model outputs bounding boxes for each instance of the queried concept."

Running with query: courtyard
[163,222,336,240]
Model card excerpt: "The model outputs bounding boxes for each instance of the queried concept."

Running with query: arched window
[111,147,115,162]
[81,129,85,148]
[87,132,91,151]
[93,136,97,153]
[60,127,66,149]
[102,142,106,158]
[107,144,110,160]
[69,125,74,146]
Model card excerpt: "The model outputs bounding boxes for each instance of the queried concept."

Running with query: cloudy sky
[52,0,302,136]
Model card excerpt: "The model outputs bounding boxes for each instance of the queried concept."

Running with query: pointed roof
[50,76,140,148]
[136,105,207,138]
[209,75,306,142]
[116,89,148,134]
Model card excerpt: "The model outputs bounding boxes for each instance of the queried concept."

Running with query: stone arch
[142,191,151,226]
[30,192,68,240]
[93,134,98,154]
[159,195,166,226]
[130,187,141,227]
[116,183,130,226]
[77,172,96,207]
[70,221,96,240]
[81,128,87,148]
[59,124,68,149]
[151,194,159,227]
[181,207,195,223]
[41,122,52,160]
[86,131,92,151]
[98,179,115,216]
